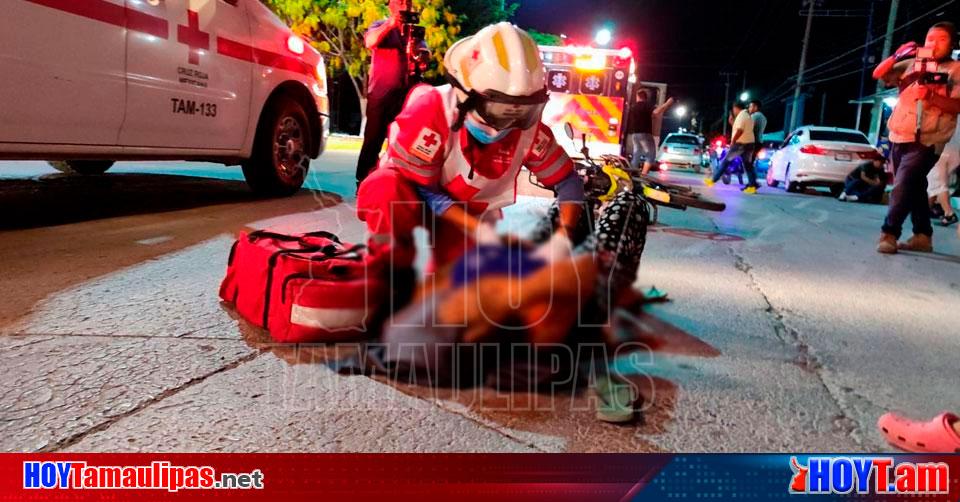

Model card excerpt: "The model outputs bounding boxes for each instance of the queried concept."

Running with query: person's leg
[882,143,915,239]
[628,134,642,171]
[843,177,859,196]
[640,134,656,175]
[906,146,937,238]
[356,89,408,184]
[357,167,425,268]
[713,145,742,183]
[742,144,758,188]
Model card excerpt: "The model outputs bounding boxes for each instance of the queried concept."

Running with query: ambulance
[539,44,667,159]
[0,0,330,195]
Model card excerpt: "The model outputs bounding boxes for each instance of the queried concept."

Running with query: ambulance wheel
[48,160,114,175]
[243,97,311,196]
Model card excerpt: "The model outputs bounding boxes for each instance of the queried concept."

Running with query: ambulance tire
[48,160,114,175]
[243,97,312,196]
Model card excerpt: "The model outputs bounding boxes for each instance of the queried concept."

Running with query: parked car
[657,133,704,173]
[0,0,330,195]
[766,127,883,195]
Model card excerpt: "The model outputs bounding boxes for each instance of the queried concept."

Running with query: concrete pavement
[0,155,957,452]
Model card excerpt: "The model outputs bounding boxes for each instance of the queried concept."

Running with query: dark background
[332,0,960,138]
[515,0,960,137]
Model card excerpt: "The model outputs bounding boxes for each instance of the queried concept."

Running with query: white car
[1,0,329,195]
[767,126,883,195]
[657,133,703,173]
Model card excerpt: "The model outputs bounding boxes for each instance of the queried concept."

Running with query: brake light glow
[757,149,767,160]
[575,53,607,70]
[618,47,632,59]
[287,35,305,55]
[800,144,827,155]
[857,150,884,161]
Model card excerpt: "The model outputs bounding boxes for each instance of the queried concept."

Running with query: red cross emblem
[177,10,209,65]
[421,133,439,148]
[471,50,480,61]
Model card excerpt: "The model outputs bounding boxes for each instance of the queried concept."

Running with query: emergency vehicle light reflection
[287,35,305,55]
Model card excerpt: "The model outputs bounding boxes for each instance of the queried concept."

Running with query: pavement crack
[714,221,864,446]
[427,398,553,452]
[5,332,188,340]
[43,350,264,452]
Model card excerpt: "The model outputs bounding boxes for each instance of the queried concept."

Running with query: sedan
[657,133,704,173]
[767,127,884,195]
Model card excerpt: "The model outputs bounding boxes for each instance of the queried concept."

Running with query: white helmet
[444,22,548,130]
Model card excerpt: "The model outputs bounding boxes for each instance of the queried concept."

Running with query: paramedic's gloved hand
[474,221,501,246]
[533,231,573,263]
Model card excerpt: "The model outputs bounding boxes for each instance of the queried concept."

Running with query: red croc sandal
[877,412,960,453]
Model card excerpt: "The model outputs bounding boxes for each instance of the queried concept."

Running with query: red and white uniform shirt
[379,84,574,214]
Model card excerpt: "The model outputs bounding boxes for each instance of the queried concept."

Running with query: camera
[914,47,949,86]
[398,9,431,83]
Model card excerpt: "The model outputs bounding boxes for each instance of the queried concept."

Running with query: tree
[264,0,462,120]
[446,0,517,36]
[525,29,563,47]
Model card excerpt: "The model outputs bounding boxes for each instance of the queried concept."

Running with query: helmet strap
[444,73,473,132]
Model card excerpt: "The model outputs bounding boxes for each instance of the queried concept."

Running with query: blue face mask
[465,114,514,144]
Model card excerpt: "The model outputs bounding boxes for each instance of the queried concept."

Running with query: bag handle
[247,230,342,244]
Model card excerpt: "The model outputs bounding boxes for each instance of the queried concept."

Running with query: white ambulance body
[0,0,330,195]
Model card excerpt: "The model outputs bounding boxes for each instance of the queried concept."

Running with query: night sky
[514,0,960,136]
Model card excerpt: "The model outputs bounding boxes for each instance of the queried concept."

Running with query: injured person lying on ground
[341,191,653,424]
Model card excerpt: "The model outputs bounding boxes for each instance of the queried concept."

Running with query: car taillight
[800,144,827,155]
[857,150,884,161]
[662,146,669,153]
[757,149,767,160]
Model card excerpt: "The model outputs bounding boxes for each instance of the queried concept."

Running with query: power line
[764,0,957,101]
[803,67,865,85]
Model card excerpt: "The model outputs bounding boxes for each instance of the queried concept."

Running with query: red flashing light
[799,144,827,155]
[618,47,632,59]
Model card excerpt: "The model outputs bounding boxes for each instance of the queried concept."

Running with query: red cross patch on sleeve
[531,129,551,160]
[411,127,443,162]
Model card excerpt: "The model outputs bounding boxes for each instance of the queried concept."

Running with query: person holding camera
[355,0,423,188]
[873,22,960,254]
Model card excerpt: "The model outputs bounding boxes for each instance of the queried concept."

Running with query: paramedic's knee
[357,168,425,237]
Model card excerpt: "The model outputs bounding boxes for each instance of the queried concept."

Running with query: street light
[739,91,750,102]
[675,105,688,118]
[595,29,612,46]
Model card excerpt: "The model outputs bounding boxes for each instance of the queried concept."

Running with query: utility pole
[820,92,828,125]
[790,0,817,133]
[720,71,737,137]
[868,0,900,142]
[856,0,877,131]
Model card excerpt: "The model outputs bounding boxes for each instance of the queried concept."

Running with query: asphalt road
[1,153,958,453]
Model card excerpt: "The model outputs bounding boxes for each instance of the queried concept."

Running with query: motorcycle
[708,139,744,186]
[533,124,727,228]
